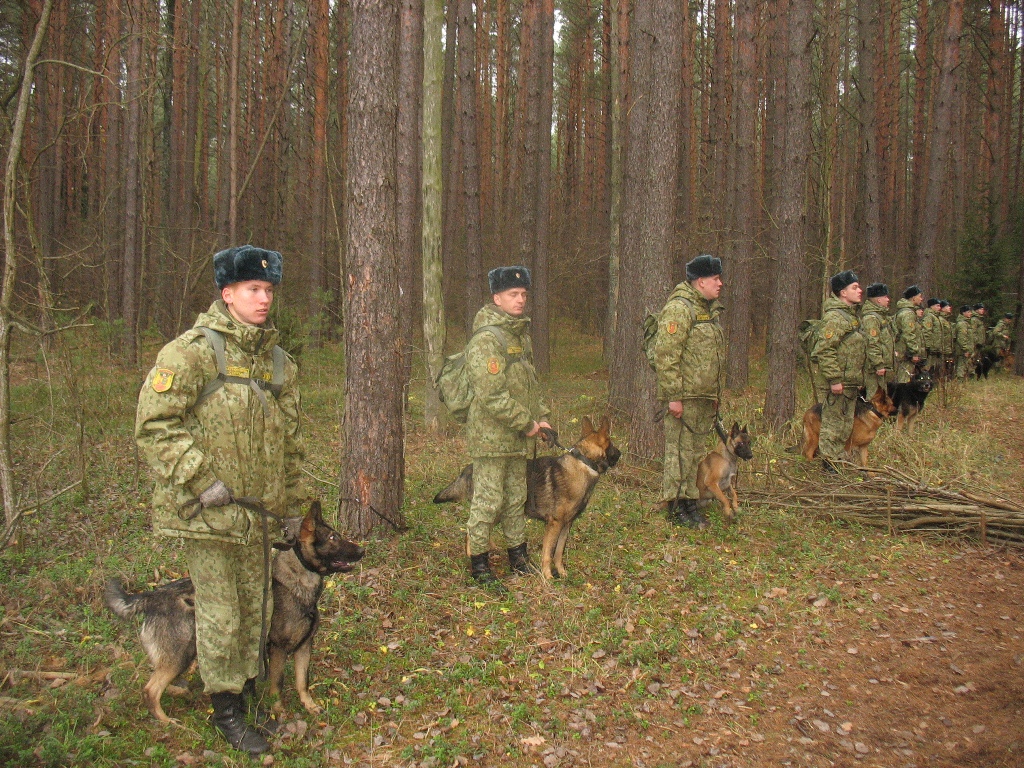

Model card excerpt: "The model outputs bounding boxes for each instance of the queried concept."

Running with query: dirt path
[632,546,1024,768]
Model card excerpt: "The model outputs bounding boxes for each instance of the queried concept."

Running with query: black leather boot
[821,458,838,474]
[667,499,688,526]
[242,677,279,736]
[470,552,507,591]
[210,691,270,755]
[507,542,540,576]
[687,499,710,530]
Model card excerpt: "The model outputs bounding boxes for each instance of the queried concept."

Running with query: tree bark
[531,0,554,374]
[121,4,145,364]
[609,0,683,462]
[605,0,628,360]
[308,0,331,339]
[422,0,445,431]
[857,0,883,278]
[457,0,484,333]
[763,0,814,430]
[915,0,964,293]
[342,0,404,537]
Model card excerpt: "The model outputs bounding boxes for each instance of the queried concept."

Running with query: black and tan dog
[433,415,620,580]
[105,501,363,722]
[887,367,934,433]
[799,387,896,468]
[696,422,753,524]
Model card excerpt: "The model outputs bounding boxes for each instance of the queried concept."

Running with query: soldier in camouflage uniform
[893,285,925,383]
[809,271,867,473]
[938,301,956,379]
[971,304,988,364]
[136,246,308,755]
[954,305,975,380]
[921,298,943,374]
[653,254,726,528]
[860,283,894,399]
[990,312,1013,366]
[464,266,551,587]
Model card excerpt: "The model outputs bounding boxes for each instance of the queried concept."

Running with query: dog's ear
[310,499,324,523]
[580,416,595,437]
[299,504,317,544]
[598,415,610,435]
[731,421,740,435]
[740,424,749,435]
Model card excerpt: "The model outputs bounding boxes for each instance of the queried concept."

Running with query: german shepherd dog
[105,501,363,722]
[798,387,897,469]
[433,416,620,580]
[887,366,934,432]
[696,423,753,524]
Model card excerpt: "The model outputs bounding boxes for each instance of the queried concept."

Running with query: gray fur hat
[830,270,859,296]
[214,245,283,289]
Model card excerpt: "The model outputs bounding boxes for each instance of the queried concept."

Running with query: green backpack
[642,296,700,369]
[798,318,821,359]
[434,325,512,423]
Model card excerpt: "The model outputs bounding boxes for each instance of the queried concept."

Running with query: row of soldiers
[808,274,1015,472]
[863,284,1014,386]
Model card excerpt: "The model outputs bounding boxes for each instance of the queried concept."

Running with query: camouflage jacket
[136,301,308,544]
[810,296,867,387]
[893,299,923,361]
[921,308,942,353]
[652,280,726,403]
[938,314,955,355]
[990,319,1012,350]
[464,303,549,458]
[860,300,894,373]
[954,316,974,356]
[971,315,987,349]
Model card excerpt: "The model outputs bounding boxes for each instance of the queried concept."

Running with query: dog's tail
[433,464,474,504]
[104,579,144,620]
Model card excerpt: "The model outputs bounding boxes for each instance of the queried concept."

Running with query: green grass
[1,326,1022,766]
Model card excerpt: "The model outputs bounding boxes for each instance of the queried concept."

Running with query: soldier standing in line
[954,305,975,380]
[860,283,894,400]
[990,312,1014,366]
[893,285,925,383]
[136,246,309,755]
[652,254,726,528]
[939,301,956,379]
[810,271,867,473]
[463,267,551,588]
[972,304,989,363]
[922,298,944,374]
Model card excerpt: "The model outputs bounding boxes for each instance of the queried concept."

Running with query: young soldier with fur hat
[136,245,309,755]
[463,266,551,588]
[893,285,925,383]
[860,283,895,399]
[971,304,988,360]
[652,254,727,527]
[809,271,867,472]
[922,298,944,374]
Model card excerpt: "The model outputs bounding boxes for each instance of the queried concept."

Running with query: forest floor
[1,329,1023,767]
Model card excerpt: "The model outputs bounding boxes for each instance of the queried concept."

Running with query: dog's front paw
[299,694,323,715]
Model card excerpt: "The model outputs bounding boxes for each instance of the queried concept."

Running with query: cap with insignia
[488,266,532,294]
[214,245,283,289]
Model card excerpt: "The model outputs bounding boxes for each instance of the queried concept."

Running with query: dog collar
[569,447,604,474]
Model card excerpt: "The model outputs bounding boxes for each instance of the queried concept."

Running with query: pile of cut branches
[747,463,1024,548]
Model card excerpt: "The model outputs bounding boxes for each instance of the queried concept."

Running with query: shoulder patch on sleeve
[870,328,878,337]
[824,329,834,339]
[151,368,175,393]
[487,357,501,375]
[666,321,678,335]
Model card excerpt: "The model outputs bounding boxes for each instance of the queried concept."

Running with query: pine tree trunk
[857,0,883,278]
[764,0,813,430]
[609,0,683,462]
[531,0,554,375]
[457,0,484,331]
[341,0,404,537]
[915,0,964,292]
[121,5,145,364]
[422,0,446,431]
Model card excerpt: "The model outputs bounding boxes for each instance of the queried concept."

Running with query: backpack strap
[190,326,284,415]
[472,324,524,365]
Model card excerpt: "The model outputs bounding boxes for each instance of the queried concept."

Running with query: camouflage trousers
[467,456,527,556]
[817,386,857,462]
[863,371,892,400]
[895,359,915,384]
[955,353,973,380]
[183,537,269,694]
[660,399,717,502]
